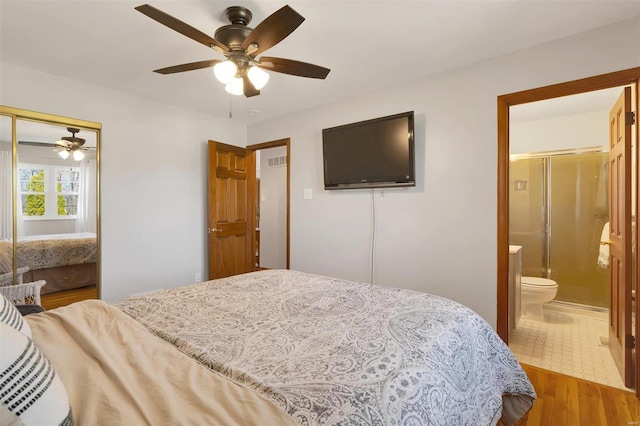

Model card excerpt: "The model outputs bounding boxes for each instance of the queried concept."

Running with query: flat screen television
[322,111,415,190]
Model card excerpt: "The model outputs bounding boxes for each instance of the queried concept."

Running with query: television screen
[322,111,415,190]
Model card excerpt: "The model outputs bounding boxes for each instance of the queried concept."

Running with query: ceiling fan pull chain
[229,94,233,119]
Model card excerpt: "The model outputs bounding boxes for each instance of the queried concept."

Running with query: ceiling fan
[135,3,330,97]
[19,128,93,161]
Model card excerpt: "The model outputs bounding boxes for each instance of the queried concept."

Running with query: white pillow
[0,322,74,425]
[0,293,31,337]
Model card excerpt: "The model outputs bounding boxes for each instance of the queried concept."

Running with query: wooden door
[608,86,633,388]
[207,141,252,279]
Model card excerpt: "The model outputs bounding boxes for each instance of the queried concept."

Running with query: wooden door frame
[497,67,640,392]
[246,138,290,270]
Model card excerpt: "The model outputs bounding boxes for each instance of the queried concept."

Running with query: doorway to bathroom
[497,67,640,395]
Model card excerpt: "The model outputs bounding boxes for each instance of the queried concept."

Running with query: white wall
[0,63,246,302]
[247,16,640,327]
[510,110,609,154]
[259,146,287,269]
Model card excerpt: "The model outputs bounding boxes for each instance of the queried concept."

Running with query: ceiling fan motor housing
[61,127,85,146]
[214,6,253,51]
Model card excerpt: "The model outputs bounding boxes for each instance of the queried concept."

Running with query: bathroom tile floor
[509,302,630,391]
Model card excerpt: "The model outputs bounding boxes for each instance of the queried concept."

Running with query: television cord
[370,189,376,284]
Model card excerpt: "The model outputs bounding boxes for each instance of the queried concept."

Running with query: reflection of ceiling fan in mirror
[18,127,95,161]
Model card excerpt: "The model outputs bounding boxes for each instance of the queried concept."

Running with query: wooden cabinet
[509,245,522,333]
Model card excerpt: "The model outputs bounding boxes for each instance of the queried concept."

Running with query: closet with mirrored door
[0,106,101,309]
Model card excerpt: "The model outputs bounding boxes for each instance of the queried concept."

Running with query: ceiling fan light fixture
[58,150,70,160]
[213,60,237,84]
[247,66,269,90]
[225,76,244,96]
[73,150,85,161]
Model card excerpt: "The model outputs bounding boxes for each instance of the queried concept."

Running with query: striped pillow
[0,293,31,337]
[0,322,73,426]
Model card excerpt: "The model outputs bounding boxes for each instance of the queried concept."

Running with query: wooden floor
[518,364,639,425]
[41,285,98,310]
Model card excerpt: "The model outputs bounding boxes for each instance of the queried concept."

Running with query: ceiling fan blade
[154,59,221,75]
[18,141,59,147]
[135,4,229,52]
[241,5,304,56]
[242,73,260,98]
[257,57,330,79]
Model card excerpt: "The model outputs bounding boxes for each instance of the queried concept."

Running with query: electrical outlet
[195,272,202,282]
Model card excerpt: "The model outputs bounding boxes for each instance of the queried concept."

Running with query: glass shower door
[549,152,609,308]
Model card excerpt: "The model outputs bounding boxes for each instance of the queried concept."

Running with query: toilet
[521,277,558,321]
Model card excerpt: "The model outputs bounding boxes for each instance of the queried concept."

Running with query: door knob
[600,240,611,245]
[208,228,222,233]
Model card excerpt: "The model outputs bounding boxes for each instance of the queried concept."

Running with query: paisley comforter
[17,232,96,270]
[117,269,535,425]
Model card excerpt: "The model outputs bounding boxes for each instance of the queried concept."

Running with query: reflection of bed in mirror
[17,232,96,294]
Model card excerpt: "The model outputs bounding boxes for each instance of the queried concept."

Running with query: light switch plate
[303,188,312,199]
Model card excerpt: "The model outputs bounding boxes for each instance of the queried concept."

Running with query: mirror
[0,106,101,308]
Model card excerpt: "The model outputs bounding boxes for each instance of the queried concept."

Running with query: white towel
[598,222,609,268]
[595,162,609,213]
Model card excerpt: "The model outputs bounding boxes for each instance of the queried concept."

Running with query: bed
[5,269,536,425]
[16,232,97,294]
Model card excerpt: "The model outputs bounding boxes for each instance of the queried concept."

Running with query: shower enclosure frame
[510,146,609,284]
